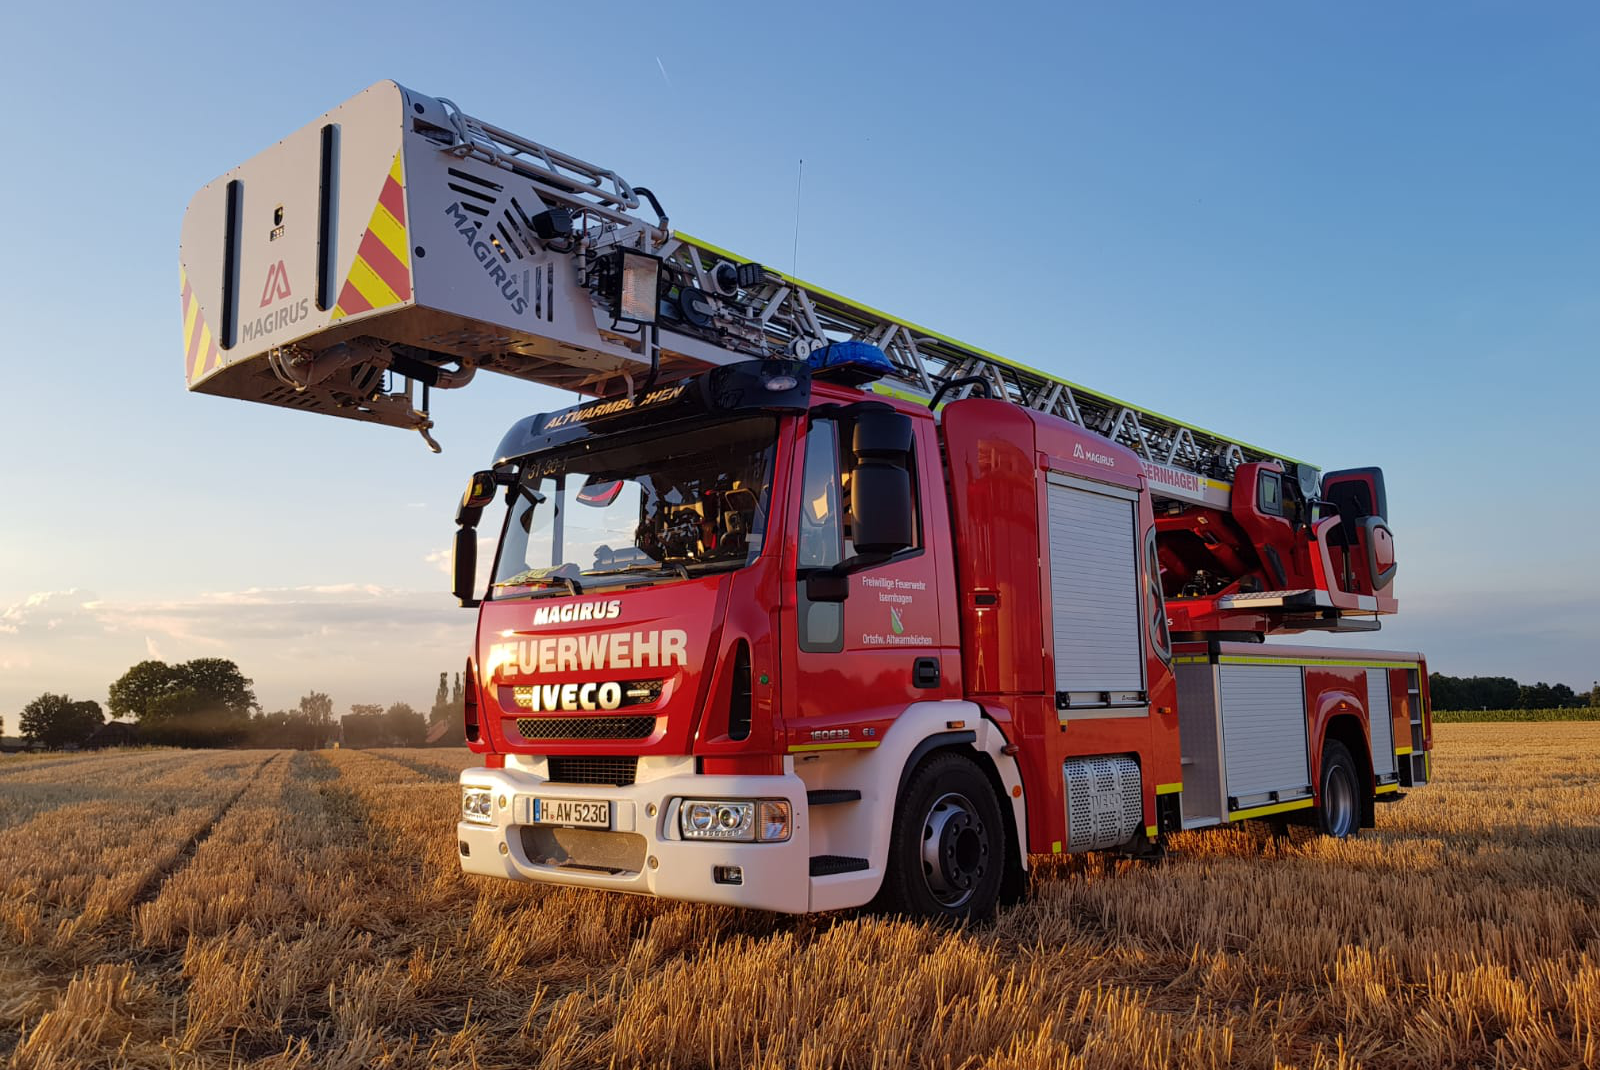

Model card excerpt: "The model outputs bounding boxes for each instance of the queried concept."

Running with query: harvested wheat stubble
[367,748,471,781]
[0,750,211,831]
[4,724,1599,1069]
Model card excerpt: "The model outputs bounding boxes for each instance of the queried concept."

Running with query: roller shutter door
[1367,668,1395,776]
[1047,479,1144,700]
[1220,663,1311,802]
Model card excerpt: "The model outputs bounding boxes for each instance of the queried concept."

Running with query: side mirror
[456,470,498,528]
[849,407,914,555]
[452,526,480,608]
[804,570,850,603]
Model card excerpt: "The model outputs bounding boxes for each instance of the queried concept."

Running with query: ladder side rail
[439,98,643,217]
[739,258,1287,478]
[429,96,1307,488]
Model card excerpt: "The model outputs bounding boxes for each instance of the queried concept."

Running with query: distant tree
[341,704,386,748]
[1519,682,1555,710]
[108,660,183,721]
[385,702,428,747]
[430,673,450,724]
[142,689,251,747]
[1550,683,1577,708]
[250,709,318,749]
[300,691,333,723]
[1591,682,1599,708]
[428,670,466,746]
[20,693,105,750]
[1430,674,1520,710]
[110,658,258,747]
[298,691,335,747]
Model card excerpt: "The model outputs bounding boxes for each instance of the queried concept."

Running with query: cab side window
[797,419,844,651]
[795,411,924,653]
[798,419,844,570]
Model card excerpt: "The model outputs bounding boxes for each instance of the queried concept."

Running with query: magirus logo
[531,600,622,626]
[1073,442,1116,468]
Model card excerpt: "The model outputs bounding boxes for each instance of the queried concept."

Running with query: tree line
[8,659,467,750]
[1428,673,1599,711]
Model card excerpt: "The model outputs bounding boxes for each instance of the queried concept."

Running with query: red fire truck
[181,82,1432,919]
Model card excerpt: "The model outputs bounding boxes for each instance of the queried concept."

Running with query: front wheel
[879,752,1007,921]
[1317,739,1361,838]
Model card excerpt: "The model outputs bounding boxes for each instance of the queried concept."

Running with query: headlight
[461,787,495,824]
[677,799,791,842]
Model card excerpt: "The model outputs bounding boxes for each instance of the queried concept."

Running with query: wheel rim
[919,791,991,908]
[1325,761,1356,837]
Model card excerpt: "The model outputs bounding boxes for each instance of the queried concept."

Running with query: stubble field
[1,723,1597,1069]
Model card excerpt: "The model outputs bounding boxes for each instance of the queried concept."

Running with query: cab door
[780,408,959,750]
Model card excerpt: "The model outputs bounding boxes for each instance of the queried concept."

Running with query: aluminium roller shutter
[1220,664,1311,802]
[1046,478,1144,701]
[1366,667,1395,776]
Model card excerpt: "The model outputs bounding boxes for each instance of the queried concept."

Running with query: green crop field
[3,724,1598,1069]
[1430,707,1600,723]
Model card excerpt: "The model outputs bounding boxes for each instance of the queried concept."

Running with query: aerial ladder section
[179,80,1397,636]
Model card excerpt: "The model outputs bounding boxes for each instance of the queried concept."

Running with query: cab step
[806,789,862,806]
[809,854,869,876]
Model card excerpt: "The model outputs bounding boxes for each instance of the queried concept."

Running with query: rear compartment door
[1045,474,1145,708]
[1219,663,1313,809]
[1366,667,1396,778]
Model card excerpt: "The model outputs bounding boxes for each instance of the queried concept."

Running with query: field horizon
[2,723,1597,1068]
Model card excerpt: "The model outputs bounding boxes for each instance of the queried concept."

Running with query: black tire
[1317,739,1361,838]
[879,752,1007,921]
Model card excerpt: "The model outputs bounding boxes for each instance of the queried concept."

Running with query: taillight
[464,656,483,747]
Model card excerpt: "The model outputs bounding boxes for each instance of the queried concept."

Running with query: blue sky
[2,1,1597,719]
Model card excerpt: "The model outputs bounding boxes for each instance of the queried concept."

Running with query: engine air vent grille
[515,716,657,741]
[546,756,638,787]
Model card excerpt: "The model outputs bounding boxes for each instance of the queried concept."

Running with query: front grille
[516,716,657,741]
[546,756,638,787]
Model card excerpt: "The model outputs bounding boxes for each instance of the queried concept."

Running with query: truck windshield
[491,416,778,596]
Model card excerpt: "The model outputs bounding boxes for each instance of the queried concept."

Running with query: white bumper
[456,756,813,913]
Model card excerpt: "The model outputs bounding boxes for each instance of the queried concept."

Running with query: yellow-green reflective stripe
[1216,655,1420,671]
[1172,656,1209,665]
[1395,745,1413,755]
[1229,798,1315,821]
[673,231,1302,465]
[787,740,880,753]
[1375,783,1400,795]
[1156,782,1183,795]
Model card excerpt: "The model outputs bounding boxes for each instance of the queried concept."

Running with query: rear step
[806,789,862,806]
[809,855,869,877]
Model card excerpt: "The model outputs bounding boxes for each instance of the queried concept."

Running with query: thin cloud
[0,585,472,715]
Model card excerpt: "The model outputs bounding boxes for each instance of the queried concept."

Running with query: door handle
[913,657,941,689]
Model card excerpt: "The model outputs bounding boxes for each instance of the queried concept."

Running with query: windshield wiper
[596,561,691,581]
[493,570,584,595]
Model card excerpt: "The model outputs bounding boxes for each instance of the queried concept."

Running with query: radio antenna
[792,159,803,276]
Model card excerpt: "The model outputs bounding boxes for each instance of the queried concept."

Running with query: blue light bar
[806,341,894,385]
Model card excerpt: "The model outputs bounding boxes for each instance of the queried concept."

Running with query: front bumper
[456,756,812,913]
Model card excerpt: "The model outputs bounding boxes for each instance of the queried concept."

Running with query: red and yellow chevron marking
[180,265,222,383]
[331,151,412,320]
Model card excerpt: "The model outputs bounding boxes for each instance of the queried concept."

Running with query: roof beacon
[807,341,894,386]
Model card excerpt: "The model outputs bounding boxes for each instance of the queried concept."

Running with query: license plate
[531,797,611,829]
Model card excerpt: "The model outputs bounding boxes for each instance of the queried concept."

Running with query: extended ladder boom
[179,81,1301,508]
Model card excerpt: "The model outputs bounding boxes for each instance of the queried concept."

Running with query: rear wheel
[1317,739,1361,838]
[879,752,1007,921]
